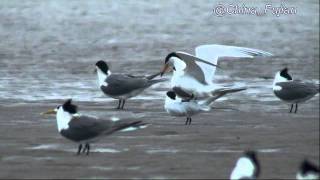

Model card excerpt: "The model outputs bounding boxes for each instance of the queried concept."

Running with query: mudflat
[0,99,318,179]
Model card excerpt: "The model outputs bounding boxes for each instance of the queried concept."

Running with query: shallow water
[0,0,318,104]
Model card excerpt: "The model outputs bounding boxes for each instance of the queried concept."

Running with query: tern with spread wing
[273,68,319,113]
[164,87,245,125]
[160,44,273,98]
[95,60,166,109]
[42,99,147,155]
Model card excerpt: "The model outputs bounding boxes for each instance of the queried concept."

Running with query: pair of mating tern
[230,151,319,180]
[161,44,273,124]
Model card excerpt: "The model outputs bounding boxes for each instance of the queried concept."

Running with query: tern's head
[279,67,292,80]
[95,60,110,75]
[161,52,178,76]
[42,99,77,116]
[296,159,320,180]
[42,99,78,132]
[274,67,292,85]
[61,99,78,114]
[230,150,260,180]
[166,91,176,100]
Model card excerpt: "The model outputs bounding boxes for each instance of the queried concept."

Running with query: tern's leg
[77,144,83,155]
[85,143,90,155]
[294,104,298,113]
[121,100,126,109]
[188,117,192,125]
[116,99,121,109]
[185,117,189,125]
[289,104,293,113]
[82,144,87,153]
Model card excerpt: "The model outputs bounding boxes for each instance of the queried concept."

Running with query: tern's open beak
[160,64,171,77]
[41,109,56,115]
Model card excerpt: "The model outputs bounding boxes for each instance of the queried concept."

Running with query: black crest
[95,60,109,74]
[244,150,260,177]
[166,91,176,100]
[280,68,292,80]
[62,99,78,114]
[300,159,320,174]
[165,52,179,64]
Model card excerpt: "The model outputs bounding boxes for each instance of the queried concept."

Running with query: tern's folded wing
[63,116,113,141]
[104,74,150,94]
[275,81,318,101]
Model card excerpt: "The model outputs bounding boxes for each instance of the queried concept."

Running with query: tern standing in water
[95,60,166,109]
[42,99,147,155]
[273,68,319,113]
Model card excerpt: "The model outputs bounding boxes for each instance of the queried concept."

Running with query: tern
[95,60,166,109]
[164,87,245,125]
[160,44,272,98]
[230,151,260,180]
[43,99,147,155]
[273,68,319,113]
[296,159,319,180]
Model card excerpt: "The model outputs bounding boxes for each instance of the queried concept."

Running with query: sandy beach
[0,0,319,179]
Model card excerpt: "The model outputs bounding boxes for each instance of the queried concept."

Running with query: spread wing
[174,51,219,85]
[195,44,273,83]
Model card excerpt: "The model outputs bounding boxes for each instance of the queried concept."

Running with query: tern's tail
[146,72,162,80]
[111,120,148,133]
[144,71,167,85]
[148,78,167,85]
[201,87,247,106]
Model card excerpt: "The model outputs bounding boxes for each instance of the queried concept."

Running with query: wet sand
[0,99,318,179]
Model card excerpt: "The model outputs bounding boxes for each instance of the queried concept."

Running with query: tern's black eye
[173,66,176,71]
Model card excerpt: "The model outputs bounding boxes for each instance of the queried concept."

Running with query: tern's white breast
[230,157,255,180]
[56,108,72,132]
